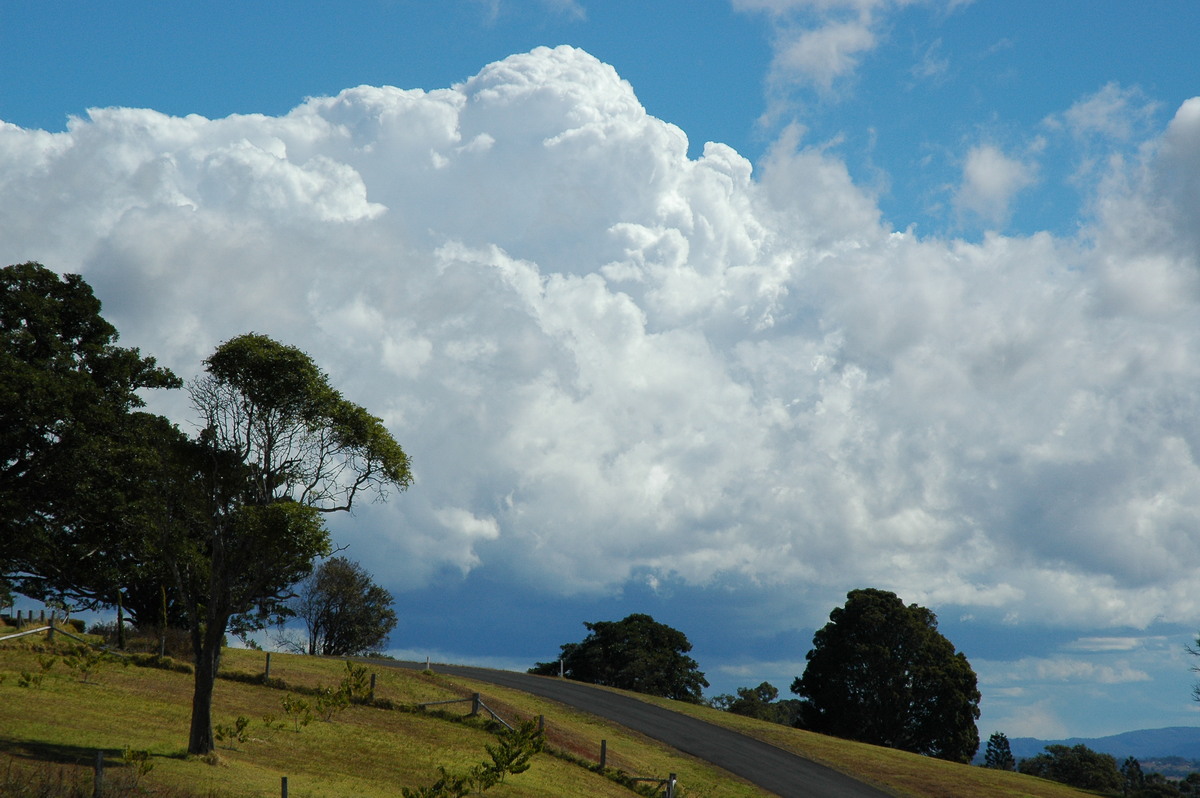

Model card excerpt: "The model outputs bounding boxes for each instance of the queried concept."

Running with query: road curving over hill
[382,661,895,798]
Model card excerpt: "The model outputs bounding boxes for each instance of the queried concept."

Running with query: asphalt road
[380,661,895,798]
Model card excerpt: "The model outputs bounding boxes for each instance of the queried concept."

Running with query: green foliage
[195,332,412,513]
[314,685,350,721]
[340,659,372,703]
[0,262,180,621]
[260,713,286,736]
[401,720,545,798]
[214,716,252,748]
[1123,756,1146,794]
[120,746,154,782]
[983,731,1016,771]
[1138,772,1185,797]
[16,653,57,688]
[1,283,412,759]
[281,693,314,731]
[710,682,787,723]
[16,670,43,689]
[485,719,544,782]
[62,643,116,683]
[293,557,398,656]
[530,613,709,703]
[177,332,411,754]
[791,588,981,763]
[1018,744,1122,792]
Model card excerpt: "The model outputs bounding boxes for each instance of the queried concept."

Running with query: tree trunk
[116,590,125,650]
[187,621,225,755]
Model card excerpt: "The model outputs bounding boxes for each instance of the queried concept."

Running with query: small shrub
[281,693,313,731]
[260,713,285,737]
[341,660,372,703]
[16,670,43,689]
[214,716,252,749]
[402,719,545,797]
[314,685,349,721]
[121,746,154,782]
[63,644,114,683]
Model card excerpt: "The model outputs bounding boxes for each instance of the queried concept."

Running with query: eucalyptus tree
[177,333,412,755]
[291,556,397,656]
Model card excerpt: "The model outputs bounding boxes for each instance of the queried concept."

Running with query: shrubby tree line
[996,742,1200,797]
[0,263,411,755]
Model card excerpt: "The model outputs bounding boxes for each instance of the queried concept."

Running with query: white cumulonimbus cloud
[2,46,1200,632]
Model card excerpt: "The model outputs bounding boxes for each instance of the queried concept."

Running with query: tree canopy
[291,556,398,656]
[0,262,179,615]
[708,681,806,726]
[178,332,412,754]
[529,613,709,703]
[791,588,981,763]
[1018,744,1122,792]
[0,268,413,757]
[983,731,1016,771]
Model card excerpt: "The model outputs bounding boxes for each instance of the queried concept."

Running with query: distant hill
[1008,727,1200,761]
[982,727,1200,774]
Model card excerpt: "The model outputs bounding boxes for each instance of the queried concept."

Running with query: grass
[0,627,1103,797]
[0,633,763,797]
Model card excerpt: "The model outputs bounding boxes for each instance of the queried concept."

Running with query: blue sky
[4,1,1200,745]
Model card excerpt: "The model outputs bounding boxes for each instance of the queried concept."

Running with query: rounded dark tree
[294,556,397,656]
[530,613,709,703]
[791,588,981,762]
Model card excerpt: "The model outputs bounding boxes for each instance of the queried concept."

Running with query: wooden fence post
[92,750,103,798]
[471,693,481,716]
[369,672,376,702]
[667,772,677,798]
[265,652,271,679]
[281,775,288,798]
[599,739,607,769]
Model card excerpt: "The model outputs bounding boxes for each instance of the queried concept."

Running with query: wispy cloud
[953,143,1038,226]
[732,0,965,94]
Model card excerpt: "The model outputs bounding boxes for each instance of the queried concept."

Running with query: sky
[3,0,1200,744]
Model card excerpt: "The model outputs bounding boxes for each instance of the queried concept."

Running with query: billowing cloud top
[4,46,1200,631]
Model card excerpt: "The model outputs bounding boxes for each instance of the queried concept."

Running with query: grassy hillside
[0,628,1098,798]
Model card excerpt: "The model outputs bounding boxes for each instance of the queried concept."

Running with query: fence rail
[417,692,517,731]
